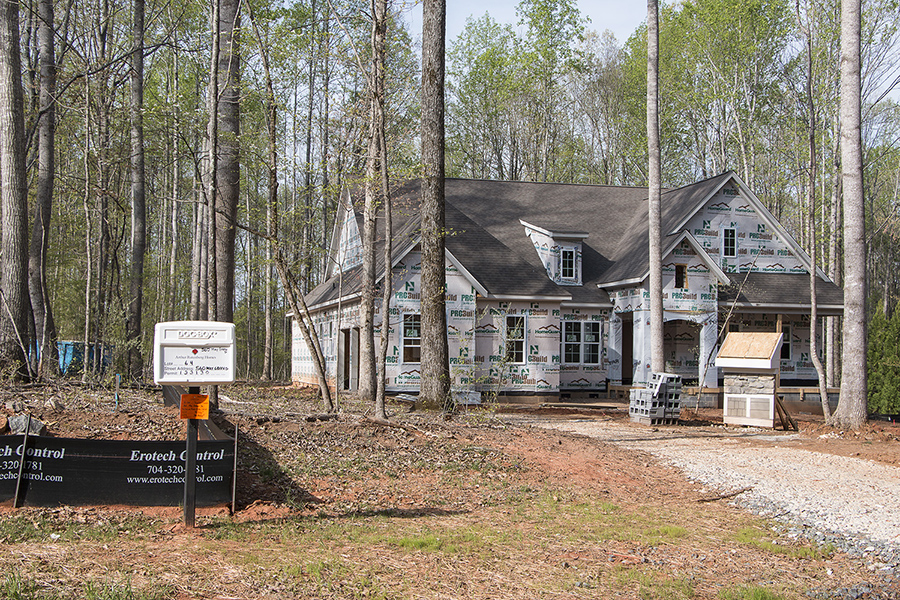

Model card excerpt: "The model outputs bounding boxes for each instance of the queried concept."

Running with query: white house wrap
[292,172,842,404]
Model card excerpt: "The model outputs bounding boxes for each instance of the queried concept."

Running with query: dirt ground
[1,382,898,599]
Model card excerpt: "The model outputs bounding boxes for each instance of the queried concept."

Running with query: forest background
[2,0,900,413]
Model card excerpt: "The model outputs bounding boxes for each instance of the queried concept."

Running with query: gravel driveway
[501,414,900,569]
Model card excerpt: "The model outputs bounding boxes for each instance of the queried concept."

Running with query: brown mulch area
[0,382,898,599]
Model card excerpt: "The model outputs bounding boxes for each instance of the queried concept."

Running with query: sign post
[153,321,235,527]
[184,387,200,527]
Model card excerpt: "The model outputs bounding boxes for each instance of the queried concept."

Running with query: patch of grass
[255,461,284,483]
[388,529,483,553]
[285,558,392,599]
[1,573,172,600]
[392,532,444,551]
[205,517,249,541]
[1,572,50,600]
[642,524,689,545]
[718,585,787,600]
[598,501,621,513]
[82,579,174,600]
[612,569,695,600]
[522,494,690,548]
[205,513,406,547]
[733,526,834,559]
[639,576,695,600]
[0,515,155,544]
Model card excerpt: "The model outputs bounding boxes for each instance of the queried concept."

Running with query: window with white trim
[563,321,601,365]
[583,322,601,364]
[402,314,421,363]
[723,228,737,258]
[561,248,576,280]
[505,315,525,363]
[563,322,581,363]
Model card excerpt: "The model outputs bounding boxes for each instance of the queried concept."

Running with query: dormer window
[520,220,588,286]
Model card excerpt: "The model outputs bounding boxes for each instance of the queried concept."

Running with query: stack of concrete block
[629,372,682,425]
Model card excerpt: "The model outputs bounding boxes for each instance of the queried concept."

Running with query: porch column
[608,313,622,384]
[699,314,718,388]
[633,310,652,385]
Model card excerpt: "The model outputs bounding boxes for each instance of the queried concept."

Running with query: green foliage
[82,579,173,600]
[718,585,787,600]
[620,0,795,187]
[0,573,46,600]
[610,569,695,600]
[0,573,171,600]
[732,526,834,559]
[868,302,900,414]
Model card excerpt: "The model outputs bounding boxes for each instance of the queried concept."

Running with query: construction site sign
[0,435,234,507]
[153,321,236,385]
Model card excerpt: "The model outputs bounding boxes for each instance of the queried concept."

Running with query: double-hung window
[402,314,421,363]
[583,322,601,364]
[723,228,737,258]
[505,315,525,363]
[561,248,576,280]
[563,322,601,364]
[564,322,581,363]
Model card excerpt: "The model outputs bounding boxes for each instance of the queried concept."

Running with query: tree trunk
[206,0,220,323]
[302,0,317,291]
[190,150,202,320]
[320,10,331,279]
[372,0,391,421]
[263,206,274,380]
[420,0,451,410]
[205,0,222,408]
[81,69,93,385]
[274,248,334,411]
[246,1,278,382]
[216,0,240,325]
[358,0,382,404]
[93,0,111,381]
[833,0,867,430]
[127,0,146,381]
[167,43,180,323]
[28,0,58,378]
[647,0,664,375]
[827,118,841,388]
[800,2,831,423]
[191,194,205,321]
[0,0,30,377]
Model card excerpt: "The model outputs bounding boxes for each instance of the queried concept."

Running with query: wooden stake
[774,395,798,431]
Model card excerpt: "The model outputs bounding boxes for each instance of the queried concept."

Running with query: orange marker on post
[180,393,210,420]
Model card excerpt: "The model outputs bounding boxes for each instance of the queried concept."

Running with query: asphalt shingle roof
[720,272,844,311]
[304,173,841,313]
[598,172,733,285]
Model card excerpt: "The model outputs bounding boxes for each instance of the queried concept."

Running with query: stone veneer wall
[724,373,775,395]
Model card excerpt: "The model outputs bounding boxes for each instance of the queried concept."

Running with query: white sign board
[153,321,236,385]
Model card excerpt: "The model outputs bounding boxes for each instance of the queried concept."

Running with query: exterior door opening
[622,314,634,385]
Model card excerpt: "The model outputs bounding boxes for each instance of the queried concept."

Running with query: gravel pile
[504,415,900,571]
